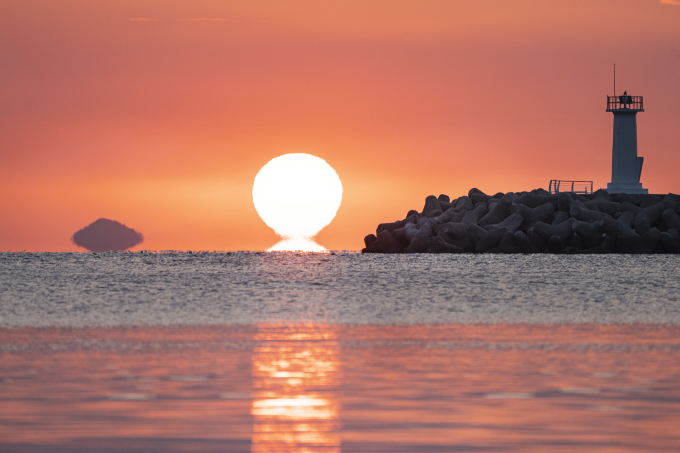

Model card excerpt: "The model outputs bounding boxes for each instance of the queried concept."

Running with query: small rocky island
[362,188,680,254]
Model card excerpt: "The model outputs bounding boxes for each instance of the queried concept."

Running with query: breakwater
[362,188,680,254]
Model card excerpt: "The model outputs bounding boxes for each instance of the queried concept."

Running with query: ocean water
[1,253,680,452]
[1,252,680,327]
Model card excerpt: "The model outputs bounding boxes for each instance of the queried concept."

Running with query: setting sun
[252,153,343,251]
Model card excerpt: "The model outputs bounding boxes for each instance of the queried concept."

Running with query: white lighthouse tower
[606,91,648,194]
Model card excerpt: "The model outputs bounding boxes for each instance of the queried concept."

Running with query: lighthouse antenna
[613,63,616,96]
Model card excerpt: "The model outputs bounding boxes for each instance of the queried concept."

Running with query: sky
[1,0,679,252]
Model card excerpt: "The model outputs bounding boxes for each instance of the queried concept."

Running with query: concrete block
[513,230,543,253]
[421,195,441,217]
[467,224,507,253]
[662,209,680,231]
[426,236,463,254]
[485,212,524,234]
[513,202,555,228]
[478,198,512,227]
[597,217,638,237]
[364,234,377,248]
[377,230,406,253]
[617,211,635,229]
[551,211,570,226]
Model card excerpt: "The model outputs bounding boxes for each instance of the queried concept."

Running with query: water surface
[2,252,679,326]
[1,253,679,452]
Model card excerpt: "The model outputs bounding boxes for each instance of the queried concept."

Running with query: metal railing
[607,95,643,110]
[549,180,593,195]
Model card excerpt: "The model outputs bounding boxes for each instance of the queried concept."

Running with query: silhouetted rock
[485,212,523,234]
[593,189,611,202]
[513,202,554,228]
[362,189,680,254]
[472,204,488,220]
[391,228,410,246]
[513,230,542,253]
[461,211,477,226]
[616,228,660,254]
[620,201,642,215]
[364,238,383,253]
[376,221,402,236]
[547,235,565,253]
[438,200,454,211]
[426,236,463,253]
[498,231,517,248]
[438,207,462,224]
[551,211,570,226]
[433,222,468,239]
[568,233,586,250]
[72,218,143,252]
[572,221,604,248]
[662,209,680,231]
[533,218,575,243]
[584,200,621,216]
[467,224,506,253]
[478,197,512,227]
[405,219,435,253]
[470,193,490,205]
[633,215,651,236]
[570,199,606,223]
[640,203,666,225]
[599,235,615,253]
[364,234,378,248]
[598,217,638,238]
[421,195,441,217]
[454,196,474,211]
[404,226,420,244]
[377,230,405,253]
[515,194,558,209]
[640,195,661,209]
[660,231,680,253]
[617,211,635,229]
[557,194,571,213]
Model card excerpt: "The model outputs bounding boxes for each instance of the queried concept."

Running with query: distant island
[72,218,143,253]
[363,188,680,254]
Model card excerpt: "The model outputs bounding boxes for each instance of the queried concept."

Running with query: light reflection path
[251,325,341,453]
[268,238,326,252]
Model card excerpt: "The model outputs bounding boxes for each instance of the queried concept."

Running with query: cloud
[72,219,143,252]
[129,18,157,22]
[660,0,680,5]
[184,18,231,22]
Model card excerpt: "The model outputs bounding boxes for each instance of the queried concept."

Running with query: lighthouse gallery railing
[607,95,643,110]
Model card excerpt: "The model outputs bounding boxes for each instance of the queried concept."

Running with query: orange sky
[1,0,679,251]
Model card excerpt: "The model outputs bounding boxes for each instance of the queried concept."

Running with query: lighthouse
[606,91,648,194]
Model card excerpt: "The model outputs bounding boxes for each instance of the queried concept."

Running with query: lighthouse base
[606,182,648,194]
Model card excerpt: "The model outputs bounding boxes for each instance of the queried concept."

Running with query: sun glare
[253,154,343,252]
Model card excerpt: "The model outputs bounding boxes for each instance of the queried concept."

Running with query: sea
[1,252,679,452]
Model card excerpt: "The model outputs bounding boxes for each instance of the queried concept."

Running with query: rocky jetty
[362,188,680,254]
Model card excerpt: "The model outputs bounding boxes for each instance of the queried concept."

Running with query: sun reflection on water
[267,238,326,252]
[251,325,341,453]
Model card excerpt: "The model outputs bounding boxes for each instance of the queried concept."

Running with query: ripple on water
[1,252,679,327]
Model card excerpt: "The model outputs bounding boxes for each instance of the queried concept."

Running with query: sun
[253,153,343,251]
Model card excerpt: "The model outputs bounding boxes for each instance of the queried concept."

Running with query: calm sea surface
[2,252,680,326]
[1,253,679,452]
